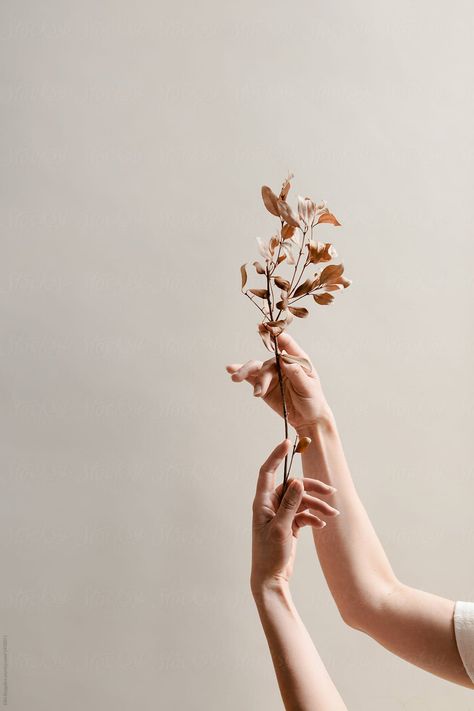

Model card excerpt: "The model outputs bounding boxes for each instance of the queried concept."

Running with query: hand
[226,333,333,431]
[251,439,339,594]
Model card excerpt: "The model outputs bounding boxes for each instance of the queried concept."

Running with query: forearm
[297,415,472,687]
[298,414,398,620]
[253,581,347,711]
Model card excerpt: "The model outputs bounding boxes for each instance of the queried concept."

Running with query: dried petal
[288,306,309,318]
[249,288,269,299]
[253,261,265,275]
[297,196,316,227]
[313,293,334,305]
[261,186,280,217]
[281,241,296,265]
[257,237,272,261]
[295,436,312,453]
[240,263,248,290]
[280,352,312,373]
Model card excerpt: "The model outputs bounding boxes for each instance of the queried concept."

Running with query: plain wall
[1,1,474,709]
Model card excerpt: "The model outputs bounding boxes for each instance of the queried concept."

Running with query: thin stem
[244,291,268,319]
[265,267,290,493]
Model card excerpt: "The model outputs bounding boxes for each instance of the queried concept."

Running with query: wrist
[295,409,336,436]
[251,575,291,602]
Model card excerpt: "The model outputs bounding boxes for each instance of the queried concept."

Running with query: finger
[273,478,304,530]
[292,511,326,537]
[226,363,243,374]
[301,478,337,496]
[256,439,292,497]
[231,360,263,383]
[276,332,309,359]
[299,494,340,517]
[275,478,337,502]
[253,367,274,398]
[281,360,313,396]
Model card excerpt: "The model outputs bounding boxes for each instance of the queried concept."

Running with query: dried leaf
[307,241,337,264]
[317,211,341,226]
[281,223,296,240]
[280,352,312,373]
[295,436,312,453]
[319,263,344,285]
[277,199,301,228]
[279,172,294,201]
[249,288,269,299]
[265,320,287,336]
[258,323,275,352]
[292,278,313,298]
[277,253,286,264]
[269,235,280,253]
[240,263,248,290]
[313,293,334,305]
[274,276,291,291]
[253,261,265,275]
[288,306,309,318]
[261,186,280,217]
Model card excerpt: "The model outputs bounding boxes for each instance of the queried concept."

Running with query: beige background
[1,1,474,709]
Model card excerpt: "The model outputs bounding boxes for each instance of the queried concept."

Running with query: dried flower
[239,174,351,492]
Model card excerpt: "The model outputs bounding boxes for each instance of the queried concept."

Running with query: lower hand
[251,439,339,594]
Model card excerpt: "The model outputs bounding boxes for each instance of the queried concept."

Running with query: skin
[228,332,473,689]
[251,439,347,710]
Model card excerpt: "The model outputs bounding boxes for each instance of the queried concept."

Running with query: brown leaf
[307,240,336,264]
[258,323,275,352]
[281,223,296,240]
[319,263,344,285]
[317,211,341,226]
[279,172,294,201]
[292,278,313,298]
[274,276,291,291]
[249,288,269,299]
[277,199,301,228]
[288,306,309,318]
[295,436,312,453]
[280,352,312,373]
[313,293,334,305]
[277,253,286,264]
[261,186,280,216]
[264,320,287,337]
[240,263,248,290]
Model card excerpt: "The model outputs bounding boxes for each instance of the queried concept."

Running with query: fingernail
[253,384,262,397]
[329,486,337,493]
[320,521,327,528]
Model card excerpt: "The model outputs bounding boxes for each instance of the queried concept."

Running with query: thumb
[273,479,304,531]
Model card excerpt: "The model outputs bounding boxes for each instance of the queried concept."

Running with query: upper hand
[251,439,339,593]
[226,333,332,431]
